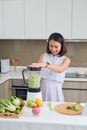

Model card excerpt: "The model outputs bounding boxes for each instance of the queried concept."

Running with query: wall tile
[0,40,87,67]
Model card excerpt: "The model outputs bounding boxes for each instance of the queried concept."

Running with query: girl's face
[49,40,61,56]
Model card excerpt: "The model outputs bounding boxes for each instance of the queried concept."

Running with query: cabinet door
[47,0,72,39]
[72,0,87,39]
[80,90,87,103]
[25,0,46,39]
[3,0,24,39]
[63,81,87,102]
[0,80,12,99]
[62,82,81,102]
[63,89,81,102]
[0,1,3,38]
[80,82,87,103]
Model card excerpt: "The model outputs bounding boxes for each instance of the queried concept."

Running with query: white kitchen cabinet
[0,80,12,99]
[1,0,87,40]
[47,0,72,39]
[3,0,24,39]
[25,0,46,39]
[72,0,87,39]
[0,1,3,38]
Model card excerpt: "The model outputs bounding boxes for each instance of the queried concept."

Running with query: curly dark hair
[46,32,67,56]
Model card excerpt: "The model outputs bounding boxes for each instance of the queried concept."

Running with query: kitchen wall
[0,40,87,67]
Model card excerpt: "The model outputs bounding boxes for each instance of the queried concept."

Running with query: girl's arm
[30,54,71,73]
[47,57,71,73]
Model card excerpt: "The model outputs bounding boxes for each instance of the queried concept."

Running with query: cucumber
[48,102,53,111]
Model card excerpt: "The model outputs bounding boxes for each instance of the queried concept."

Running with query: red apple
[32,106,40,115]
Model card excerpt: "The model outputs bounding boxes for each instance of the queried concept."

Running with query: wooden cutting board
[0,102,26,118]
[55,103,84,115]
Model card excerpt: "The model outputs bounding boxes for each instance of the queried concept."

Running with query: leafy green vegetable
[0,99,16,112]
[15,108,21,114]
[66,102,81,111]
[10,96,23,106]
[0,104,6,113]
[74,102,80,111]
[0,96,24,114]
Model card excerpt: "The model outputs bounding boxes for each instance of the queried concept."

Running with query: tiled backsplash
[0,40,87,67]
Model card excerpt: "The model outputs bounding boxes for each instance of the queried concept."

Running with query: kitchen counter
[0,66,26,84]
[0,66,87,84]
[0,102,87,130]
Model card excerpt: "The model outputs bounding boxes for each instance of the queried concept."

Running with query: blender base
[27,92,42,100]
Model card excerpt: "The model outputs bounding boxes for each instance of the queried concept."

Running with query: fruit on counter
[66,102,81,111]
[27,99,36,108]
[32,106,40,115]
[27,98,43,108]
[28,72,41,88]
[48,102,53,111]
[35,98,43,107]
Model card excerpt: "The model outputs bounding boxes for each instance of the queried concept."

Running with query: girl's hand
[29,63,46,68]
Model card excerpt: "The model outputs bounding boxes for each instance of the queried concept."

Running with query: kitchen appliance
[0,59,10,73]
[22,67,42,100]
[77,71,86,78]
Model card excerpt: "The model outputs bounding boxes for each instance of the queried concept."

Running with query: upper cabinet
[72,0,87,39]
[0,1,3,39]
[25,0,46,39]
[47,0,72,39]
[47,0,87,40]
[3,0,24,39]
[0,0,87,40]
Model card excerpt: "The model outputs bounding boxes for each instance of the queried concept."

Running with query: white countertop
[0,66,87,84]
[0,66,27,84]
[0,102,87,130]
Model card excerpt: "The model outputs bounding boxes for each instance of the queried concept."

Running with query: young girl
[30,32,71,102]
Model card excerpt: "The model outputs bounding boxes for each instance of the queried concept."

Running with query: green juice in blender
[28,72,41,88]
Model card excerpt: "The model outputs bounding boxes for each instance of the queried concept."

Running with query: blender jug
[22,67,42,100]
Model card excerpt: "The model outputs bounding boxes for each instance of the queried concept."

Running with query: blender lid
[27,66,42,71]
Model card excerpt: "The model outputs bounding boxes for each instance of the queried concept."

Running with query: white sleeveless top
[41,53,67,84]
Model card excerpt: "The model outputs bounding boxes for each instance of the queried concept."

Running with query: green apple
[27,100,36,108]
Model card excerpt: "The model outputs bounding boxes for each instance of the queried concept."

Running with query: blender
[22,66,42,100]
